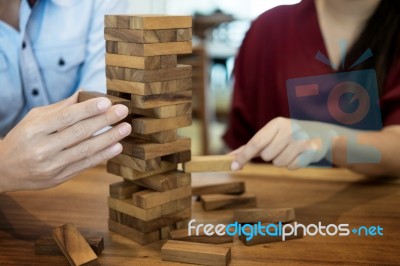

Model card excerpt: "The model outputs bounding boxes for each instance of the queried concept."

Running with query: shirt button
[22,42,26,49]
[58,58,65,66]
[32,88,39,96]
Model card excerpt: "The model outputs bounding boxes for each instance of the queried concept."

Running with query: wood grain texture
[132,185,192,209]
[35,237,104,256]
[160,197,192,216]
[105,53,160,69]
[177,28,192,41]
[162,150,191,164]
[106,78,191,96]
[183,155,235,173]
[132,115,192,134]
[192,181,245,196]
[106,41,192,56]
[130,129,178,144]
[104,15,192,30]
[108,219,161,245]
[233,208,296,224]
[200,194,257,211]
[131,103,192,119]
[160,55,178,68]
[168,228,233,244]
[121,136,191,160]
[130,90,192,109]
[106,64,192,83]
[109,154,161,172]
[109,181,143,200]
[132,170,191,192]
[104,28,190,43]
[107,161,177,181]
[52,223,98,266]
[239,223,304,246]
[78,91,131,113]
[109,208,191,233]
[161,240,231,266]
[108,197,162,221]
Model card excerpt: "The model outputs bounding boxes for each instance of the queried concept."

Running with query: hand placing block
[78,91,131,113]
[183,155,235,173]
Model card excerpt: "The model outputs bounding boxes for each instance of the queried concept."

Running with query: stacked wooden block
[104,15,193,245]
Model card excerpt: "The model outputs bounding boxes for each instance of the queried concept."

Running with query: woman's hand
[0,92,132,193]
[231,117,336,170]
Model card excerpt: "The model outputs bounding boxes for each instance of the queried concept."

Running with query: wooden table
[0,164,399,265]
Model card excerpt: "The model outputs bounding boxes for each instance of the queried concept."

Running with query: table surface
[0,164,399,265]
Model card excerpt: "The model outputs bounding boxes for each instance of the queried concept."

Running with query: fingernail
[118,124,131,136]
[115,105,128,118]
[231,161,240,171]
[110,143,122,155]
[97,99,111,111]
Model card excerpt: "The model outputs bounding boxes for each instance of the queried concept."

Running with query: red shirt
[223,0,400,150]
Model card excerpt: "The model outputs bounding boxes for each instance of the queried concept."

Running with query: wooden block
[121,137,191,160]
[132,170,191,192]
[109,181,143,200]
[78,91,131,112]
[35,237,104,256]
[106,78,191,96]
[132,115,191,134]
[105,28,191,43]
[161,240,231,266]
[162,150,191,164]
[177,28,192,41]
[239,223,304,246]
[169,228,233,244]
[108,219,160,245]
[200,194,257,211]
[233,208,296,224]
[104,15,192,30]
[109,207,191,233]
[109,154,161,172]
[161,196,192,216]
[52,223,98,266]
[192,181,245,196]
[108,197,161,221]
[161,55,178,69]
[130,129,178,143]
[106,41,192,57]
[107,161,177,181]
[106,64,192,83]
[130,90,191,109]
[132,185,192,209]
[105,54,160,69]
[183,155,234,173]
[131,103,192,119]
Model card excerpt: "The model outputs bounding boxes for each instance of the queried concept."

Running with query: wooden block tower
[104,15,193,245]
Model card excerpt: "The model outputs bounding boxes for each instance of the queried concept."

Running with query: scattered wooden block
[183,155,235,173]
[109,181,143,200]
[239,223,304,246]
[106,78,191,96]
[130,90,192,109]
[192,181,245,196]
[108,219,160,245]
[131,103,192,119]
[121,136,191,160]
[161,55,178,69]
[130,129,178,144]
[169,228,233,244]
[106,41,192,57]
[132,185,192,209]
[109,208,191,233]
[201,194,257,211]
[35,237,104,256]
[107,161,177,181]
[162,150,191,164]
[105,54,160,69]
[104,15,192,30]
[132,170,191,192]
[104,28,190,43]
[109,153,161,172]
[78,91,131,113]
[131,115,192,134]
[161,240,231,266]
[233,208,296,224]
[52,223,98,266]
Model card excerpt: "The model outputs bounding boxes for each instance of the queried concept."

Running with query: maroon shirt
[223,0,400,150]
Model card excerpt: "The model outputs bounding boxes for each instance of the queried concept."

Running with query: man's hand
[0,92,132,193]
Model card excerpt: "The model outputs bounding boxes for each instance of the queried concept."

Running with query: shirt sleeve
[77,0,127,93]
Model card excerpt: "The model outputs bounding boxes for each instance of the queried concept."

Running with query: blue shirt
[0,0,126,137]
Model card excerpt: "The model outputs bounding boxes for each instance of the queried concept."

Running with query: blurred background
[126,0,300,155]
